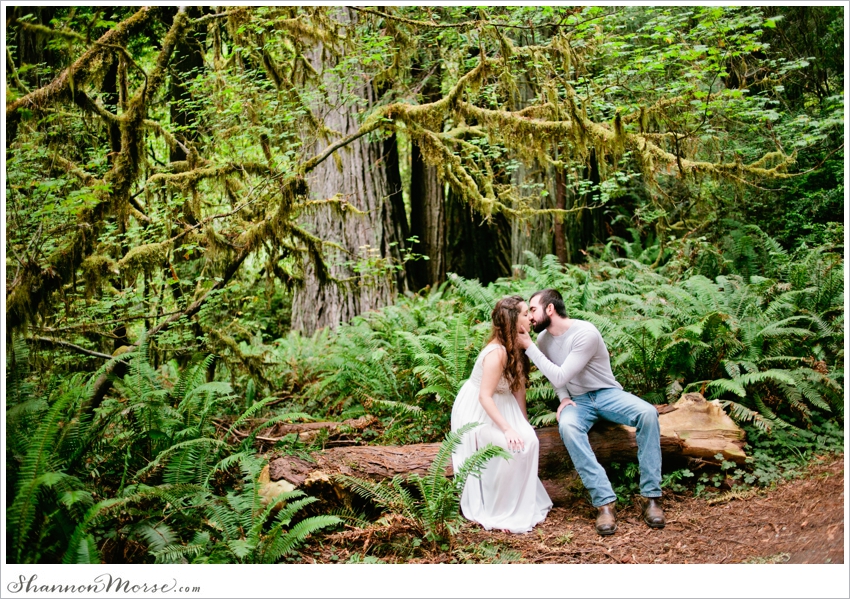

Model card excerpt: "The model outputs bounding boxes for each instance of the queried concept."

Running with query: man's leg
[593,387,662,499]
[558,396,616,507]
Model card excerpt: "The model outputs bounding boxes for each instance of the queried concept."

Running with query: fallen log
[260,415,378,443]
[265,393,746,495]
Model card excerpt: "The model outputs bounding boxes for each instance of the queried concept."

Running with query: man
[517,288,665,536]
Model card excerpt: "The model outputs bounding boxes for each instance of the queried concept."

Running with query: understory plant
[337,422,511,550]
[6,341,337,564]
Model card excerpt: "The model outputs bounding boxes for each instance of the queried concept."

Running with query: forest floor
[305,453,844,564]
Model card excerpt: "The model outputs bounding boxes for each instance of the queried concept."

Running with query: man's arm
[518,329,598,389]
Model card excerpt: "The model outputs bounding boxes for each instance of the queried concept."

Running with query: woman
[451,295,552,533]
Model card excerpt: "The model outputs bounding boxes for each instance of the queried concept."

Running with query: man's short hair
[530,288,567,318]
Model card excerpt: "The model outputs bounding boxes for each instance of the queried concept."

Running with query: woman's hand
[504,427,525,453]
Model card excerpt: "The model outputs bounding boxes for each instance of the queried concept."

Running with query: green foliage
[154,455,341,564]
[5,342,338,564]
[4,5,844,563]
[736,414,844,489]
[338,423,511,550]
[255,226,841,442]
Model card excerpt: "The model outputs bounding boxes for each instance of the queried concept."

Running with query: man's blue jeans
[558,387,662,507]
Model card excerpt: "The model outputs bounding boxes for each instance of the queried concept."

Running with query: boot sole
[644,518,666,529]
[596,525,617,536]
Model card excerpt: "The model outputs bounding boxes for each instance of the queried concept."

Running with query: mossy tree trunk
[562,149,608,264]
[444,187,512,285]
[290,8,409,335]
[409,63,446,291]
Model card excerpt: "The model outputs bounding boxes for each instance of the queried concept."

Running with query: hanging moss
[81,254,118,299]
[117,240,173,282]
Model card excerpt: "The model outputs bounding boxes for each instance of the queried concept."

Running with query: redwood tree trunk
[409,143,446,290]
[553,166,568,264]
[409,65,446,291]
[563,149,607,264]
[290,8,408,334]
[445,187,511,285]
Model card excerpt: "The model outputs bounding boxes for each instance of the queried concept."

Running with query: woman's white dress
[451,343,552,533]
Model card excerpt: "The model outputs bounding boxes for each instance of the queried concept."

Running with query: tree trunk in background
[507,50,557,271]
[563,149,607,264]
[168,6,204,162]
[409,66,446,291]
[445,188,511,285]
[553,166,568,264]
[291,8,407,335]
[382,134,412,294]
[409,144,446,291]
[510,160,557,270]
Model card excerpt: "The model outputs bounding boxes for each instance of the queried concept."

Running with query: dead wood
[264,393,747,497]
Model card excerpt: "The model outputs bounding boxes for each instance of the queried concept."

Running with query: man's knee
[637,402,658,421]
[558,414,584,443]
[633,402,659,430]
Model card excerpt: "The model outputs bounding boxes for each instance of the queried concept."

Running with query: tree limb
[27,336,115,360]
[6,7,156,128]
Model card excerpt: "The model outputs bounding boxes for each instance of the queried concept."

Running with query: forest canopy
[6,6,843,340]
[3,5,844,566]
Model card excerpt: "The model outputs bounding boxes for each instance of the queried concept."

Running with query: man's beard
[532,313,551,334]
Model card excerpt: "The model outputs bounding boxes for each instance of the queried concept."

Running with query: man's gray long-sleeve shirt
[525,319,622,399]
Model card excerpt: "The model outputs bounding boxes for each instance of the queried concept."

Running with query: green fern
[337,423,510,549]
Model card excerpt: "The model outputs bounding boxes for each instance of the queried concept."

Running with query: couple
[450,289,666,536]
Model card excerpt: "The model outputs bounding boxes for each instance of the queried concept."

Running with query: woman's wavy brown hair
[487,295,530,392]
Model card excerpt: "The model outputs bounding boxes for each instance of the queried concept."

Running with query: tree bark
[266,393,747,490]
[409,143,446,290]
[408,65,446,291]
[553,166,568,264]
[563,149,607,264]
[290,8,408,334]
[445,187,511,285]
[510,162,557,272]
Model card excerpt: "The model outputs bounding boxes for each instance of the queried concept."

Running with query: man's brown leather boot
[643,497,666,528]
[595,502,617,536]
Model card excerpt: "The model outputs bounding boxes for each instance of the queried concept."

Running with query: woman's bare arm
[479,347,524,451]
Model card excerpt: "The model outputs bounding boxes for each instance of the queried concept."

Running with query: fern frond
[261,515,342,564]
[153,543,206,564]
[135,438,225,482]
[135,521,178,554]
[8,382,79,562]
[530,411,558,426]
[453,444,512,496]
[367,397,423,417]
[63,533,101,564]
[706,378,747,398]
[719,400,773,433]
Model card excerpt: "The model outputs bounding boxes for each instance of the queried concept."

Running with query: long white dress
[451,343,553,533]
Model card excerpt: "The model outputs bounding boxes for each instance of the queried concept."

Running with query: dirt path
[456,453,844,564]
[312,453,844,564]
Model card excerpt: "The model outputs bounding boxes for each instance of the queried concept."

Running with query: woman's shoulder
[479,342,507,360]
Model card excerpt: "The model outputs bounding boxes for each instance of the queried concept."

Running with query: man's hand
[556,397,577,422]
[517,326,532,350]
